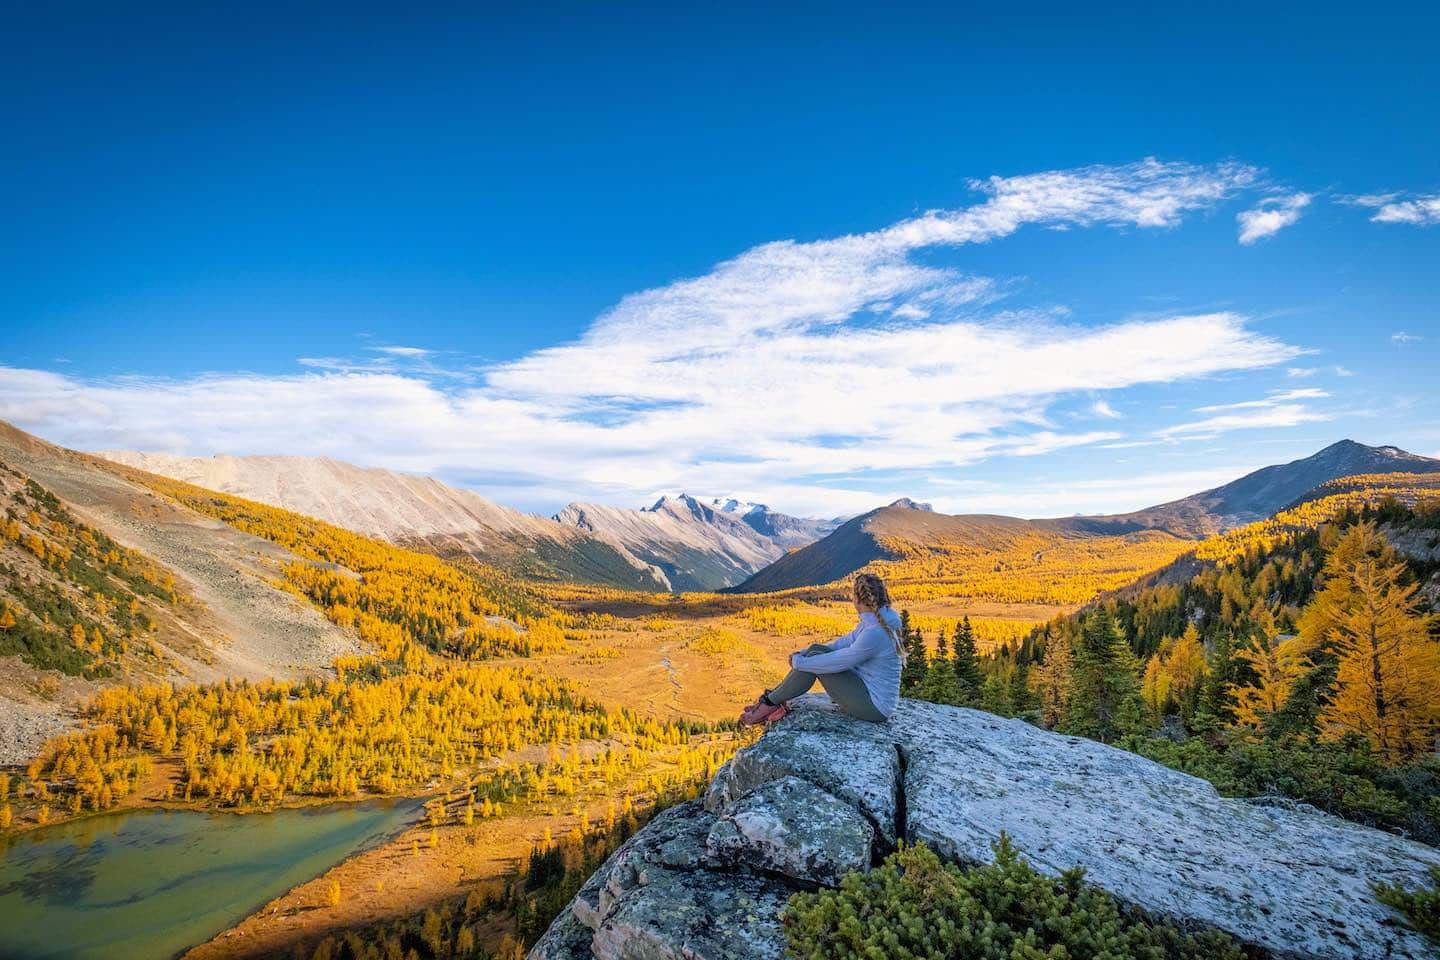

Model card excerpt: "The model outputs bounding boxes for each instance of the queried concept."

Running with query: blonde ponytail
[853,572,906,665]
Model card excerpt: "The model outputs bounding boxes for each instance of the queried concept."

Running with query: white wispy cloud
[373,345,433,357]
[1236,192,1312,244]
[1089,399,1122,419]
[1,159,1303,515]
[1283,364,1355,378]
[1193,388,1329,414]
[1344,192,1440,226]
[1339,193,1396,208]
[1159,388,1331,439]
[1392,331,1423,345]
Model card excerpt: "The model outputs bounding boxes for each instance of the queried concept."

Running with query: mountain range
[554,495,840,591]
[730,440,1440,593]
[96,438,1440,596]
[96,451,839,592]
[1065,439,1440,537]
[0,422,364,761]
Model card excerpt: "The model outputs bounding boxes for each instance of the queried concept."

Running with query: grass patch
[685,628,763,664]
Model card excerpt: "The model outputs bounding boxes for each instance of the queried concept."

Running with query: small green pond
[0,799,418,960]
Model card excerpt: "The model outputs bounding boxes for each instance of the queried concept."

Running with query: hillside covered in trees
[0,460,185,678]
[0,444,748,957]
[898,473,1440,845]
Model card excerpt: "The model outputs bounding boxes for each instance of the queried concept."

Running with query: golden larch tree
[1141,654,1170,717]
[1314,524,1440,762]
[1035,630,1073,728]
[1229,630,1308,730]
[1166,624,1208,703]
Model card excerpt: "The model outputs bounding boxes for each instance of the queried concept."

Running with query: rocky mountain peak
[708,496,765,516]
[886,496,934,512]
[1313,438,1427,464]
[647,493,712,519]
[531,696,1440,960]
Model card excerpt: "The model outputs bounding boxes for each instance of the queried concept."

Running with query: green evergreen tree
[1007,659,1034,716]
[917,655,963,706]
[1061,610,1143,742]
[899,612,929,692]
[1192,631,1239,734]
[1266,658,1338,740]
[916,616,964,704]
[952,617,982,703]
[979,668,1012,715]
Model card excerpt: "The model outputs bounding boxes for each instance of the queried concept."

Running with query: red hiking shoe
[739,697,788,726]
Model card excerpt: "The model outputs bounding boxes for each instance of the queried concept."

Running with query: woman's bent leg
[763,644,831,703]
[765,669,819,704]
[817,671,885,723]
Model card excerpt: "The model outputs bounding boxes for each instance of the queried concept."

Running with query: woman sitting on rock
[740,572,905,725]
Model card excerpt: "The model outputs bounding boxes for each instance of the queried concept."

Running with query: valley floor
[158,588,1055,959]
[534,586,1068,724]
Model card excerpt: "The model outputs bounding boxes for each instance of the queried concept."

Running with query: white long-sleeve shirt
[789,607,903,718]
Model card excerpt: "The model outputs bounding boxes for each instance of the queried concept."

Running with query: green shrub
[1125,733,1440,845]
[784,836,1246,960]
[1375,866,1440,945]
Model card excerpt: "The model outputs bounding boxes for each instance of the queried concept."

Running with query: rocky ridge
[554,494,836,591]
[94,453,840,591]
[0,422,362,761]
[95,449,671,590]
[531,695,1440,960]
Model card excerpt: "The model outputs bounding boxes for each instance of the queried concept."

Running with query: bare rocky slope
[704,497,840,550]
[97,450,669,590]
[531,696,1440,960]
[554,495,838,592]
[0,423,361,761]
[96,453,838,591]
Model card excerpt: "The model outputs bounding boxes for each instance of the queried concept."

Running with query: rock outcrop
[530,695,1440,960]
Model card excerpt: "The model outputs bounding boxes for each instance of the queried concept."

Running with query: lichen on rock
[705,775,874,886]
[703,704,899,842]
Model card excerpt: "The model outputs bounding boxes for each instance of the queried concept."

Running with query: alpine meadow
[3,6,1440,960]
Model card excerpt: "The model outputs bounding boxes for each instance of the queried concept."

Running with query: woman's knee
[803,643,830,654]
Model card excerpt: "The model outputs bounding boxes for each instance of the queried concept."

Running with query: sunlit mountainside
[1072,439,1440,536]
[98,452,840,592]
[1,422,744,958]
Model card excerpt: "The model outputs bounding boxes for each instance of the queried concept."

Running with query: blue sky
[3,3,1438,517]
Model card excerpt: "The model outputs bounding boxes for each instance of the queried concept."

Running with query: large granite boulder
[548,799,796,960]
[531,695,1440,960]
[703,705,899,842]
[705,775,874,886]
